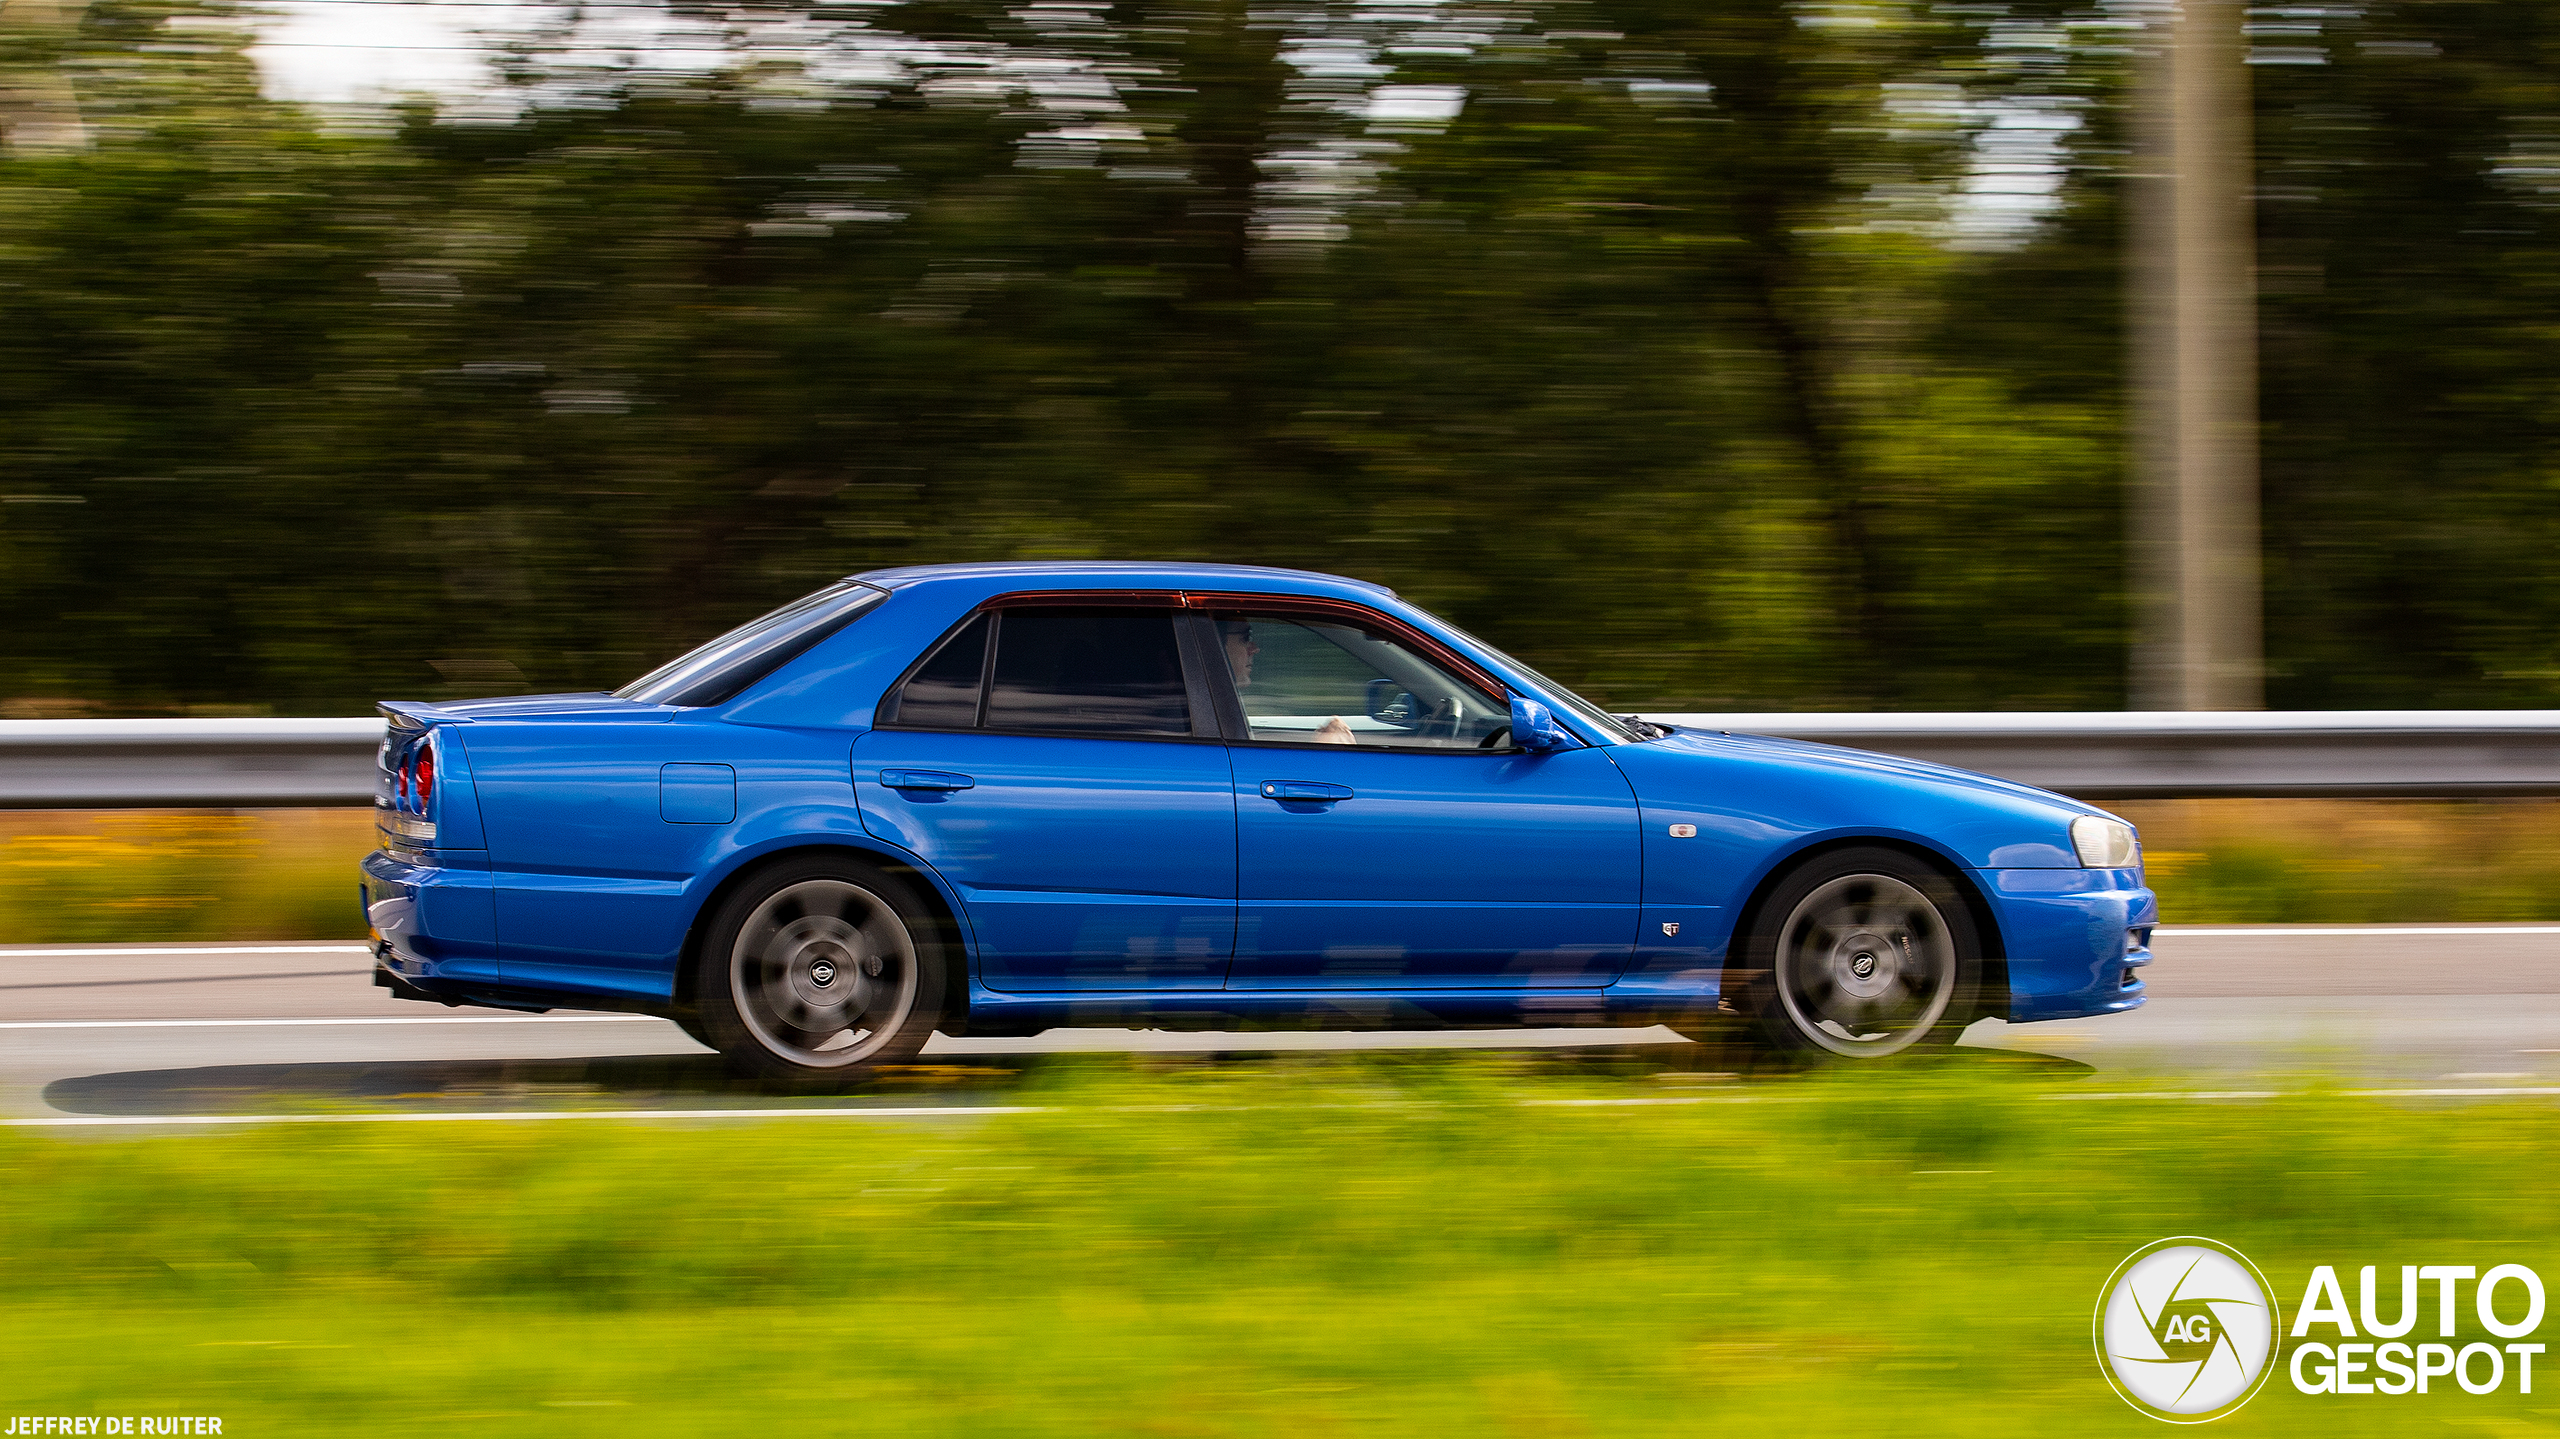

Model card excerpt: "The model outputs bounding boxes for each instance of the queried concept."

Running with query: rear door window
[986,609,1194,736]
[885,606,1202,738]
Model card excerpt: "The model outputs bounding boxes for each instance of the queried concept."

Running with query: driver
[1219,619,1355,744]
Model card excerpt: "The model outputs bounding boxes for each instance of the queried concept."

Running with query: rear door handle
[1259,780,1354,803]
[880,768,975,791]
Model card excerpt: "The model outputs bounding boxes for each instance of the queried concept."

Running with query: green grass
[4,1057,2557,1435]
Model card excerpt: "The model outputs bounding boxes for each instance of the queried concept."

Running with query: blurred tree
[0,0,2553,715]
[2244,3,2560,707]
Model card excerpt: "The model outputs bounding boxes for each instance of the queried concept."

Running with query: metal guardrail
[0,718,386,809]
[1648,711,2560,799]
[1,711,2557,807]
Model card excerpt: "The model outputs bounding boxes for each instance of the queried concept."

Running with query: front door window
[1211,611,1510,749]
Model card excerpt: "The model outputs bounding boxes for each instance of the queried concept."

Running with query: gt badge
[1661,922,1680,937]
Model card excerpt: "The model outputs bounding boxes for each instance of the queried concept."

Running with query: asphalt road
[7,924,2560,1124]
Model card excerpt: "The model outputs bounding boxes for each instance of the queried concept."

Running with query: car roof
[847,561,1397,599]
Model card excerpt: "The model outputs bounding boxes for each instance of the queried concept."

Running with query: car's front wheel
[1729,847,1982,1061]
[692,855,949,1084]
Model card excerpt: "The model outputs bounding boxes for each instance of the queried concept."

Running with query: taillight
[379,729,439,847]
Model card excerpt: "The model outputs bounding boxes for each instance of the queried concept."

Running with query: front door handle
[880,768,975,791]
[1260,780,1354,803]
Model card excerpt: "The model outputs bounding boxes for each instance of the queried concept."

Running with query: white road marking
[15,1085,2560,1129]
[5,1105,1045,1128]
[2049,1090,2286,1101]
[2347,1086,2560,1097]
[0,1014,669,1030]
[2055,1086,2560,1100]
[7,931,2554,955]
[0,945,374,958]
[1521,1095,1784,1107]
[2156,927,2560,937]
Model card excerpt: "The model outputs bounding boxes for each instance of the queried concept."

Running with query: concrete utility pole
[0,0,91,154]
[2132,0,2261,711]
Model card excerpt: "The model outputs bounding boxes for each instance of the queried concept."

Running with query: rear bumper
[362,846,499,988]
[1980,867,2156,1023]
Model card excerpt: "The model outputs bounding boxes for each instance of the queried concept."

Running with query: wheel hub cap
[776,923,866,1010]
[1832,929,1899,998]
[730,877,921,1070]
[1769,871,1960,1059]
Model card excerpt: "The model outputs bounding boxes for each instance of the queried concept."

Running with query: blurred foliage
[0,1,2554,713]
[0,808,363,942]
[4,800,2555,946]
[5,1059,2559,1431]
[2120,798,2560,925]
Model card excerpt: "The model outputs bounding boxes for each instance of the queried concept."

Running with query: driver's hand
[1315,715,1356,745]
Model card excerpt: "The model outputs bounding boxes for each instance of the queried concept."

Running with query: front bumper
[1981,867,2156,1023]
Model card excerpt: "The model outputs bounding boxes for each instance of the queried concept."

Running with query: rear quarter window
[616,581,889,707]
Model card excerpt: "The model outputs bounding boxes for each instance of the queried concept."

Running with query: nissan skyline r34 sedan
[363,562,2154,1081]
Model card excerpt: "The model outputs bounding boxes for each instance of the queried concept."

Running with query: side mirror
[1365,679,1419,727]
[1509,696,1574,753]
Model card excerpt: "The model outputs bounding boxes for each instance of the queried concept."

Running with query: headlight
[2071,814,2140,869]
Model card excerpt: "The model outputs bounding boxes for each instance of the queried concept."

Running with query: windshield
[616,580,889,706]
[1418,612,1650,743]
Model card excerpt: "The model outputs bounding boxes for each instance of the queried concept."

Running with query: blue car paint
[661,763,738,824]
[1228,743,1639,991]
[362,561,2154,1033]
[1601,731,2155,1021]
[853,727,1238,992]
[363,846,498,984]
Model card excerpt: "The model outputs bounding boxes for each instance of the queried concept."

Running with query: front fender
[1604,731,2101,995]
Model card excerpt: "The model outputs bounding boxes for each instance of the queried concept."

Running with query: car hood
[1649,726,2098,811]
[1610,726,2105,870]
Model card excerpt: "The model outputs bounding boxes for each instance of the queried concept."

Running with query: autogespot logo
[2096,1237,2282,1422]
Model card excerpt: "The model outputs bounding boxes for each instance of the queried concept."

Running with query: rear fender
[670,827,979,1013]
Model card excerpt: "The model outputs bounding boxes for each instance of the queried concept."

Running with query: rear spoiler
[378,700,477,731]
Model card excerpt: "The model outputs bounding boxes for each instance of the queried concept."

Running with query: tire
[691,854,951,1085]
[1726,846,1982,1061]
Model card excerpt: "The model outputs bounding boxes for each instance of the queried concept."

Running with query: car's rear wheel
[1729,847,1982,1061]
[692,855,949,1084]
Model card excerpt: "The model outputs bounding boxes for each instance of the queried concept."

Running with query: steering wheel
[1477,723,1512,751]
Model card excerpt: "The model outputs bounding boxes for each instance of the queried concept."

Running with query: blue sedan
[362,562,2153,1080]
